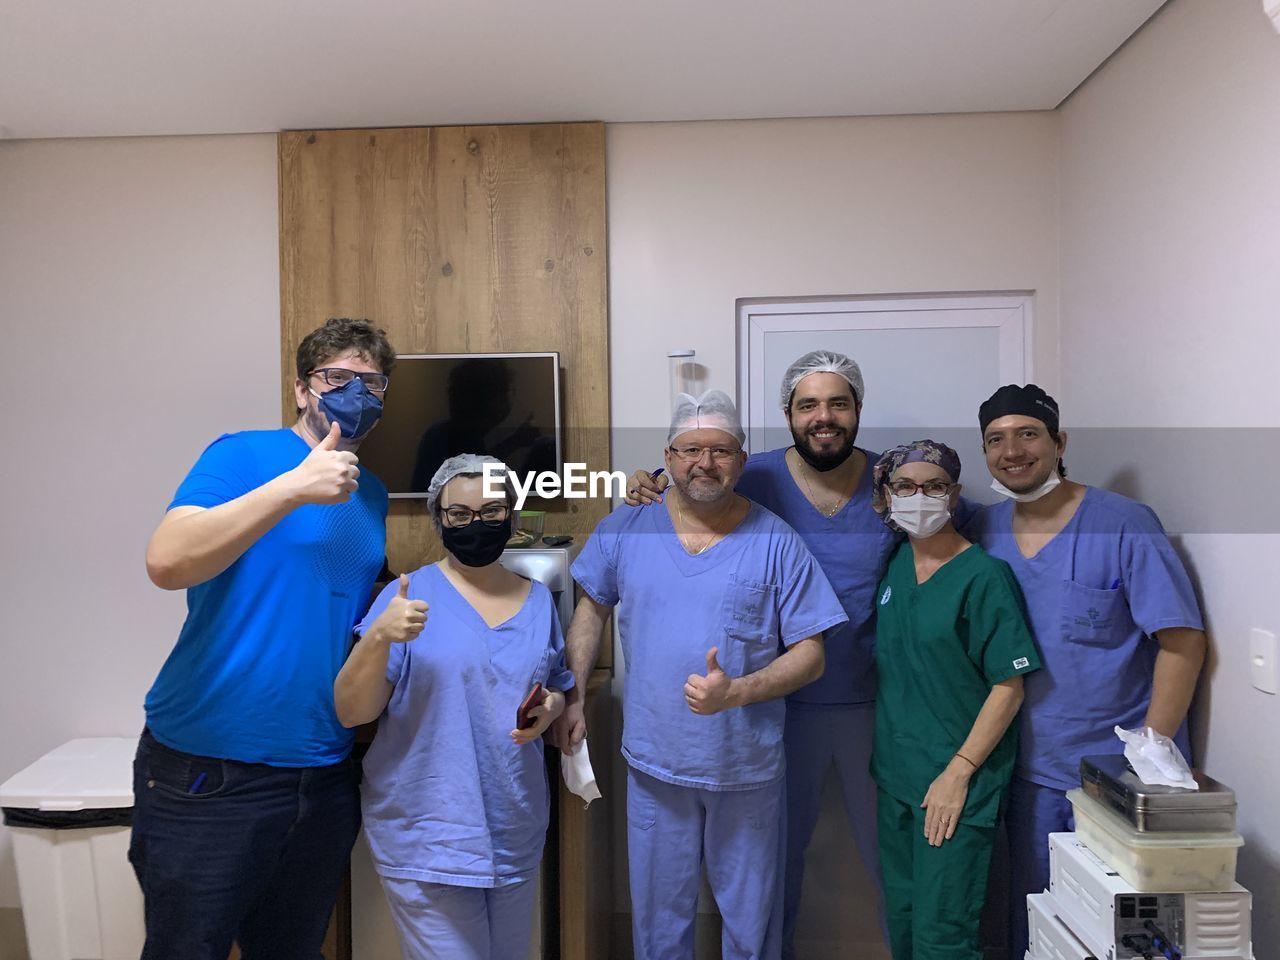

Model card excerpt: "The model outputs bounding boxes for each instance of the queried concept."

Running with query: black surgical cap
[978,384,1060,435]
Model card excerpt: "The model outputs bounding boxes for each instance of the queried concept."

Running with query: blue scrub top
[968,487,1204,790]
[736,447,898,706]
[146,429,387,766]
[572,500,848,791]
[357,564,574,887]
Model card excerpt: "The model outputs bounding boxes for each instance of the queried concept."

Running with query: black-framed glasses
[308,368,390,393]
[441,503,510,528]
[668,444,743,464]
[887,479,954,499]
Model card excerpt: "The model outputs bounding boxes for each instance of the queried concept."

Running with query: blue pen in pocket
[189,772,208,795]
[1109,578,1122,590]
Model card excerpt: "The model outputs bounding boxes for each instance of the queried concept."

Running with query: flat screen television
[356,352,562,498]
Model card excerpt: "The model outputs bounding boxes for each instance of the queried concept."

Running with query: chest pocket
[721,575,781,645]
[1061,579,1129,648]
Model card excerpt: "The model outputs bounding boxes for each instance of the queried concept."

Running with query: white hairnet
[667,390,745,446]
[425,453,515,529]
[779,350,865,409]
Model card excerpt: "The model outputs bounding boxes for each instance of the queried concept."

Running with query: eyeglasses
[441,503,510,528]
[668,445,743,464]
[887,479,954,499]
[309,368,390,393]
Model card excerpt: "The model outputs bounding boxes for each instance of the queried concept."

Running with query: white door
[738,293,1032,502]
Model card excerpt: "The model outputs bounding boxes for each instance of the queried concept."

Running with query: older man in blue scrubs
[966,384,1207,960]
[625,352,896,957]
[554,390,848,960]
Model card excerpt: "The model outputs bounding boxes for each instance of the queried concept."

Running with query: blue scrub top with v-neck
[967,487,1203,790]
[572,499,848,791]
[356,563,574,887]
[736,446,898,705]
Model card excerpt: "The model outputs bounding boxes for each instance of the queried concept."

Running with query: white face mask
[989,467,1062,503]
[889,492,952,538]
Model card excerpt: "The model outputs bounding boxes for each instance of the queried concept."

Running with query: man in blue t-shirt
[965,384,1207,960]
[556,391,848,960]
[130,318,395,960]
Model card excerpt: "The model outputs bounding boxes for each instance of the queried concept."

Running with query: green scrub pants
[876,788,995,960]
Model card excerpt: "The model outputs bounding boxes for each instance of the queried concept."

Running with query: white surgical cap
[779,350,865,410]
[425,453,514,529]
[667,390,745,446]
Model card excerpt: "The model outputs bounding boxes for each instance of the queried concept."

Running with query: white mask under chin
[990,468,1062,503]
[889,493,951,538]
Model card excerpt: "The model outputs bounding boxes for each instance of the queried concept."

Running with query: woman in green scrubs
[869,440,1040,960]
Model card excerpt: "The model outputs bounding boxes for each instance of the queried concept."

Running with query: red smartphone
[516,683,544,730]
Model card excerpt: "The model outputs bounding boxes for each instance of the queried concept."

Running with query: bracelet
[954,752,979,770]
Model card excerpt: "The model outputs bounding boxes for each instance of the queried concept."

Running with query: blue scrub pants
[782,702,883,959]
[627,766,785,960]
[381,875,537,960]
[1005,777,1074,960]
[128,729,360,960]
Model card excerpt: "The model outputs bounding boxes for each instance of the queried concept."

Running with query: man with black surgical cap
[966,384,1207,960]
[624,352,897,956]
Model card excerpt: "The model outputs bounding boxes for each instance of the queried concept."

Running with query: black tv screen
[357,353,562,498]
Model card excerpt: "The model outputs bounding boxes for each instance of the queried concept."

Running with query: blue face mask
[311,377,383,440]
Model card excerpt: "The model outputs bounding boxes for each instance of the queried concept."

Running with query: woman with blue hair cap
[869,440,1039,960]
[333,453,573,960]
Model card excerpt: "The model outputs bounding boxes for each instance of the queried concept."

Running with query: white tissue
[561,737,602,807]
[1114,725,1198,790]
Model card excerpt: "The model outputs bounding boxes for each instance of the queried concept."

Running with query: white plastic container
[1067,788,1243,892]
[0,738,144,960]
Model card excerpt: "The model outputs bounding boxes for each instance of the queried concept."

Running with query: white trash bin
[0,738,144,960]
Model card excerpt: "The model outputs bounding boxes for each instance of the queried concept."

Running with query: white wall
[606,113,1061,470]
[1058,0,1280,946]
[0,134,280,938]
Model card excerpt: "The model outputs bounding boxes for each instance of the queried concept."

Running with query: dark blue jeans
[128,729,361,960]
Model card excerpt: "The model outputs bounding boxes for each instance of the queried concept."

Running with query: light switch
[1250,628,1277,695]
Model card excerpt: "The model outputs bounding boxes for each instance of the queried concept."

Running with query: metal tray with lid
[1079,755,1237,833]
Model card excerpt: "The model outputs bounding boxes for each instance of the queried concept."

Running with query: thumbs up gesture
[370,574,429,645]
[289,420,360,505]
[684,646,737,715]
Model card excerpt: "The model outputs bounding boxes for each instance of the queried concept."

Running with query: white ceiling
[0,0,1165,140]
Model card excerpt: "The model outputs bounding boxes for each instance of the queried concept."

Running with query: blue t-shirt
[736,447,897,705]
[358,565,573,887]
[145,429,388,766]
[572,500,848,791]
[967,487,1204,790]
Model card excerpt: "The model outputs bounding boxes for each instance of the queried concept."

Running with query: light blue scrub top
[357,564,574,887]
[572,500,848,791]
[968,487,1203,791]
[736,447,897,706]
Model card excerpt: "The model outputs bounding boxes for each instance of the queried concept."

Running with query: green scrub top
[870,541,1040,827]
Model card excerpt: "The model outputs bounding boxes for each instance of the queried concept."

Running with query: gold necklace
[797,453,855,518]
[674,495,723,555]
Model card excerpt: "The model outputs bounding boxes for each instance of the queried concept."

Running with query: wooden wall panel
[279,122,611,960]
[279,123,610,575]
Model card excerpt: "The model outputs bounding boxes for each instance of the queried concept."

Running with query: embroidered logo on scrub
[1072,606,1113,631]
[880,586,892,605]
[1012,657,1030,669]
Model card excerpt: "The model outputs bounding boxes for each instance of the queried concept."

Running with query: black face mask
[441,518,511,568]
